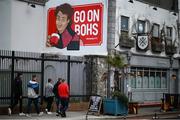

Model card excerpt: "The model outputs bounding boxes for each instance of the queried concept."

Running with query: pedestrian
[53,78,62,115]
[26,75,43,117]
[58,79,69,117]
[8,72,25,116]
[45,78,54,114]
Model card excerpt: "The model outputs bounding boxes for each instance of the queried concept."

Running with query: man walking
[45,78,54,114]
[26,75,43,117]
[8,72,25,116]
[53,78,62,115]
[58,79,69,117]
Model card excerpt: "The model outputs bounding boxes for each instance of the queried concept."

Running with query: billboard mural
[44,0,108,56]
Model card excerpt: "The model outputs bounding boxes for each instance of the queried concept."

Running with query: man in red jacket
[58,79,69,117]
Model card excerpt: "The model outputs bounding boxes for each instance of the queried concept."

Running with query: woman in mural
[46,3,80,50]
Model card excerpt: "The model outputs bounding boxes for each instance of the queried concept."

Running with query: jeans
[55,96,60,112]
[46,96,54,111]
[27,97,40,114]
[10,96,22,113]
[60,97,69,113]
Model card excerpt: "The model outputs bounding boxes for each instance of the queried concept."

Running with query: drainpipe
[125,51,132,101]
[107,62,110,98]
[178,0,180,94]
[40,53,44,105]
[10,51,15,106]
[169,56,174,93]
[67,56,70,88]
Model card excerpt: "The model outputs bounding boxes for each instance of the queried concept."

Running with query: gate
[0,50,87,107]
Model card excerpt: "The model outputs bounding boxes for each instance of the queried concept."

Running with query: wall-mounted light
[28,3,36,8]
[170,11,177,16]
[171,74,176,80]
[128,0,134,3]
[172,12,177,16]
[153,7,157,11]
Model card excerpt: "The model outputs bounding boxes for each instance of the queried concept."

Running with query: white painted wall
[115,0,178,56]
[0,0,44,53]
[0,0,11,50]
[10,0,44,53]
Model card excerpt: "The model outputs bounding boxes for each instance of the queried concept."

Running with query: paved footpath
[0,111,123,120]
[0,107,180,120]
[0,111,127,120]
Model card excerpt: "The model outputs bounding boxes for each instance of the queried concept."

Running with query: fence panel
[0,50,87,106]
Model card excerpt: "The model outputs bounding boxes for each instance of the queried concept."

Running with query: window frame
[152,23,160,38]
[166,26,172,40]
[137,20,146,33]
[121,16,129,32]
[130,67,167,89]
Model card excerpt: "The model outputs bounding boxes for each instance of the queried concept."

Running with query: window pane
[130,70,136,88]
[121,16,129,31]
[138,20,145,33]
[149,72,155,88]
[161,72,167,88]
[136,70,143,88]
[155,72,161,88]
[131,75,136,88]
[152,24,159,37]
[166,27,172,38]
[136,76,142,88]
[143,71,149,88]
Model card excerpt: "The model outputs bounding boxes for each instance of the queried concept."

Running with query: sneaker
[45,109,48,114]
[19,112,26,116]
[26,114,31,117]
[8,108,11,116]
[61,112,66,117]
[47,112,52,114]
[38,112,43,116]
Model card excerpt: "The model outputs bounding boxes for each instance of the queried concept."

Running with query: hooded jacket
[27,80,39,98]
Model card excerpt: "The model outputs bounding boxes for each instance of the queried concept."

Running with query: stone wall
[85,56,108,98]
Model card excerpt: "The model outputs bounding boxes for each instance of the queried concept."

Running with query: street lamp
[169,57,174,68]
[28,2,36,8]
[169,56,174,93]
[127,51,132,65]
[153,7,157,11]
[128,0,134,3]
[124,51,132,101]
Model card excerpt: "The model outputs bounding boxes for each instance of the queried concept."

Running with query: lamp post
[169,56,174,93]
[124,51,132,100]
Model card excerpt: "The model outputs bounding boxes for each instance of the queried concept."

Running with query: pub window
[137,20,145,33]
[152,24,159,38]
[166,27,172,40]
[130,67,167,89]
[121,16,129,31]
[120,16,129,43]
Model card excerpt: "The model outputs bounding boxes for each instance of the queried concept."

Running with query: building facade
[0,0,180,105]
[106,0,180,102]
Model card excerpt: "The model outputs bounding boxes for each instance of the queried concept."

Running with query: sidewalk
[0,107,180,120]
